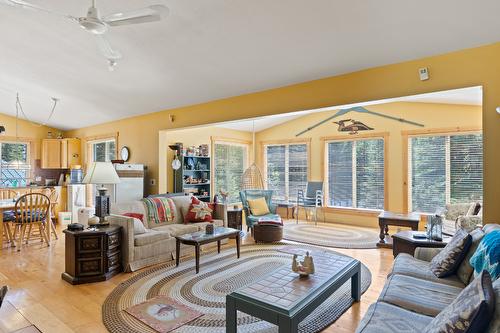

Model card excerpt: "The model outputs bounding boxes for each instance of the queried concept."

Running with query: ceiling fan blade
[95,34,122,60]
[0,0,78,21]
[102,5,169,27]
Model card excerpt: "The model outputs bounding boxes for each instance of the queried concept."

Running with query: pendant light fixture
[241,120,264,190]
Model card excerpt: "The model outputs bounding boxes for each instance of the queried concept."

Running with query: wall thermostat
[419,67,429,81]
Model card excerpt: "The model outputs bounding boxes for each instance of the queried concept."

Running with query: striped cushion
[141,197,176,226]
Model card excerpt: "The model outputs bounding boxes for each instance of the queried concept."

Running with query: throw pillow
[247,197,270,216]
[466,202,477,216]
[132,218,147,235]
[470,230,500,280]
[141,197,176,225]
[184,196,213,223]
[431,228,472,278]
[473,202,482,216]
[123,212,144,223]
[424,270,495,333]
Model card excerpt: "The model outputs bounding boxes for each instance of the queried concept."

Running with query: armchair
[240,190,280,232]
[296,181,325,225]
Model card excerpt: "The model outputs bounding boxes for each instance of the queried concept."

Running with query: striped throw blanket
[141,197,176,225]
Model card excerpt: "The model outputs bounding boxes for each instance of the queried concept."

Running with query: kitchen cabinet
[41,138,81,169]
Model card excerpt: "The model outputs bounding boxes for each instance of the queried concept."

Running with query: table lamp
[83,162,120,224]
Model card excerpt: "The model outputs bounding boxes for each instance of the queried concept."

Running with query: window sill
[323,206,383,217]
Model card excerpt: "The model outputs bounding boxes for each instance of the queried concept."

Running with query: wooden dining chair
[47,189,59,240]
[12,193,50,251]
[0,189,17,245]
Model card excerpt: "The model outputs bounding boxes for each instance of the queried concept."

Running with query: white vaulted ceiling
[0,0,498,130]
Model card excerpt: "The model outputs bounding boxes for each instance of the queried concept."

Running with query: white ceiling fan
[0,0,169,70]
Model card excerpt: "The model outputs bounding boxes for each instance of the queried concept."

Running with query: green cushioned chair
[240,190,280,233]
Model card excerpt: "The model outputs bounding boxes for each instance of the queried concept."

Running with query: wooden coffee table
[175,227,240,274]
[226,250,361,333]
[392,230,451,258]
[377,211,420,248]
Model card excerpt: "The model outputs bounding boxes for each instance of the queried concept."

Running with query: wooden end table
[175,227,240,274]
[392,230,451,258]
[276,202,296,219]
[377,211,420,248]
[227,208,243,231]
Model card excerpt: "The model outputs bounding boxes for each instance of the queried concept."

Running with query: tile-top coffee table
[175,226,240,274]
[226,250,361,333]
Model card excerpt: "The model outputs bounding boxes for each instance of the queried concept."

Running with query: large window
[408,132,483,213]
[92,139,116,162]
[214,142,248,203]
[265,143,308,202]
[326,138,385,210]
[0,141,31,187]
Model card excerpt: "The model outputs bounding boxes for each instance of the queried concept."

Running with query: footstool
[253,217,283,243]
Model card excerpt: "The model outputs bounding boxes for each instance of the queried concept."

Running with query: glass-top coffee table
[226,250,361,333]
[175,226,240,274]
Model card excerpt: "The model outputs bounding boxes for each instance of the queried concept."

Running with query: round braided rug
[103,244,371,333]
[283,222,380,249]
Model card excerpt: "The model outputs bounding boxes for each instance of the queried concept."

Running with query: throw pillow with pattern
[184,196,213,223]
[470,230,500,280]
[425,270,495,333]
[431,228,472,278]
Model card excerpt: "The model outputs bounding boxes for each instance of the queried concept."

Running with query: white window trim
[0,140,33,186]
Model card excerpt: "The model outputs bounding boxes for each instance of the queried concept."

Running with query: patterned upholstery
[134,230,171,246]
[430,228,472,278]
[379,274,463,317]
[469,230,500,280]
[424,271,496,333]
[355,302,433,333]
[487,278,500,333]
[390,253,466,288]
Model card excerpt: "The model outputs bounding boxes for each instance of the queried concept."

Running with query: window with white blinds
[265,143,308,202]
[326,138,385,210]
[214,142,248,203]
[408,133,483,213]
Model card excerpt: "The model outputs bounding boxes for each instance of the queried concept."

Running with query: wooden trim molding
[321,132,389,209]
[210,136,252,146]
[323,206,382,217]
[83,132,119,143]
[401,127,482,213]
[259,137,312,145]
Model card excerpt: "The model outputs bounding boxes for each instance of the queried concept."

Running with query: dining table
[0,199,52,250]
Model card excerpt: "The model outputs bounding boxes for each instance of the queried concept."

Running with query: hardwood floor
[0,221,393,333]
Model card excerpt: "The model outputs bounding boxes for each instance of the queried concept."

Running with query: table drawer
[77,257,104,276]
[107,232,120,250]
[107,252,121,272]
[78,236,103,253]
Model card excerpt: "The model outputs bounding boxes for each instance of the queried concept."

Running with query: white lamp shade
[83,162,120,184]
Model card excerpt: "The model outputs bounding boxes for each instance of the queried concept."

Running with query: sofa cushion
[168,195,193,224]
[456,228,485,284]
[391,253,465,288]
[470,230,500,281]
[153,224,198,237]
[379,274,463,317]
[355,302,433,333]
[487,278,500,333]
[424,271,496,333]
[134,229,171,246]
[430,228,472,278]
[183,196,213,223]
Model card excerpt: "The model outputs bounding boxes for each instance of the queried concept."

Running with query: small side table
[377,211,420,248]
[62,225,122,285]
[276,202,296,219]
[392,230,451,258]
[227,208,243,231]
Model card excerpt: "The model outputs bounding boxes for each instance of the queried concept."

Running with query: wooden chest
[62,225,122,285]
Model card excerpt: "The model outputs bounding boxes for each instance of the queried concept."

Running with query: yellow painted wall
[255,102,481,227]
[0,112,60,161]
[67,42,500,223]
[163,126,253,193]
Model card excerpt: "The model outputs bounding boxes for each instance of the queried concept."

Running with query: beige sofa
[356,223,499,333]
[108,195,227,272]
[442,202,483,235]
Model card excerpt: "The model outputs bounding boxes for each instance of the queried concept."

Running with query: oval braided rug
[103,244,371,333]
[283,222,380,249]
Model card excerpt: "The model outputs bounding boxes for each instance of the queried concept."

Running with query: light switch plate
[419,67,429,81]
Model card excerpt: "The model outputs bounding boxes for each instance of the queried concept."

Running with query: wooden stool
[253,223,283,243]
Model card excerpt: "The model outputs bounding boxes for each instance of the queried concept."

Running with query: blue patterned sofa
[356,223,500,333]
